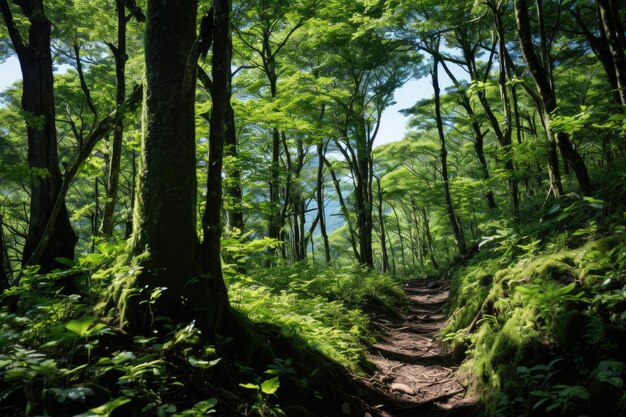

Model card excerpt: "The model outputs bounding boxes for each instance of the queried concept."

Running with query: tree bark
[1,0,77,272]
[199,0,234,332]
[355,138,374,268]
[224,96,244,232]
[432,54,467,256]
[391,205,407,275]
[324,158,360,261]
[126,0,225,333]
[375,177,389,273]
[515,0,593,195]
[571,5,622,105]
[596,0,626,105]
[421,207,439,270]
[23,87,142,268]
[489,1,520,216]
[439,59,497,209]
[316,143,331,264]
[0,215,9,291]
[100,0,130,237]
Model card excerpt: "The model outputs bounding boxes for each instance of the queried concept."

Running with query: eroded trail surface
[360,277,477,417]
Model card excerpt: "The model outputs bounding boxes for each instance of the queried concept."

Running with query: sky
[0,56,466,145]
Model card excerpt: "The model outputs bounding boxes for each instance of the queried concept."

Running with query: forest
[1,0,625,415]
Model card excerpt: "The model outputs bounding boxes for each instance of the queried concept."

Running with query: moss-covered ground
[442,190,626,416]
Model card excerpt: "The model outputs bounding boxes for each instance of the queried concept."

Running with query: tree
[200,0,233,325]
[0,0,77,272]
[118,0,230,333]
[596,0,626,106]
[309,0,414,267]
[233,0,317,247]
[515,0,593,196]
[100,0,145,237]
[432,48,467,256]
[0,214,8,290]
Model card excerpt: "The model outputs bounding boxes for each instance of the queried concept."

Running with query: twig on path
[389,387,465,411]
[389,363,406,373]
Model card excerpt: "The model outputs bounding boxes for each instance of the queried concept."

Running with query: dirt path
[359,277,478,417]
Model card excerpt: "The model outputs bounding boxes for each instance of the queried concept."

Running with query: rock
[427,281,440,289]
[390,382,415,396]
[341,402,352,415]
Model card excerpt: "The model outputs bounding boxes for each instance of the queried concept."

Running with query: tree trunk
[355,113,374,268]
[490,2,520,217]
[421,208,439,270]
[0,215,9,291]
[432,54,467,256]
[198,0,236,333]
[571,5,622,105]
[224,96,244,232]
[100,0,129,237]
[375,177,389,273]
[1,0,77,272]
[267,126,282,258]
[324,159,360,261]
[316,143,331,264]
[409,203,425,273]
[391,205,407,275]
[125,150,137,238]
[597,0,626,105]
[126,0,226,333]
[515,0,593,195]
[438,59,497,209]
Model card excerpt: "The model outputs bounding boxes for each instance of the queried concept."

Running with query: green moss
[444,225,626,417]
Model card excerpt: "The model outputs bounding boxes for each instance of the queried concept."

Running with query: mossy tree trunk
[224,93,244,233]
[125,0,228,334]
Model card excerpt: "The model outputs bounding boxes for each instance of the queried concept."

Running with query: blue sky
[0,56,464,145]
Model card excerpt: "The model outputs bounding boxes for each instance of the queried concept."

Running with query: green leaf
[239,383,260,390]
[64,316,97,337]
[261,377,280,395]
[188,357,221,369]
[74,397,131,417]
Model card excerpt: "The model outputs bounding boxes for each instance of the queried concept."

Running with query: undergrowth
[0,238,406,416]
[443,176,626,417]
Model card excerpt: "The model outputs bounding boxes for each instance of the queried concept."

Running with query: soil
[357,277,479,417]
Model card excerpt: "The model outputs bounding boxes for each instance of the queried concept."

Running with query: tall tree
[596,0,626,106]
[100,0,145,237]
[200,0,233,326]
[233,0,316,246]
[122,0,229,333]
[0,214,8,290]
[316,141,331,263]
[432,50,467,256]
[311,0,414,267]
[515,0,594,196]
[0,0,77,271]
